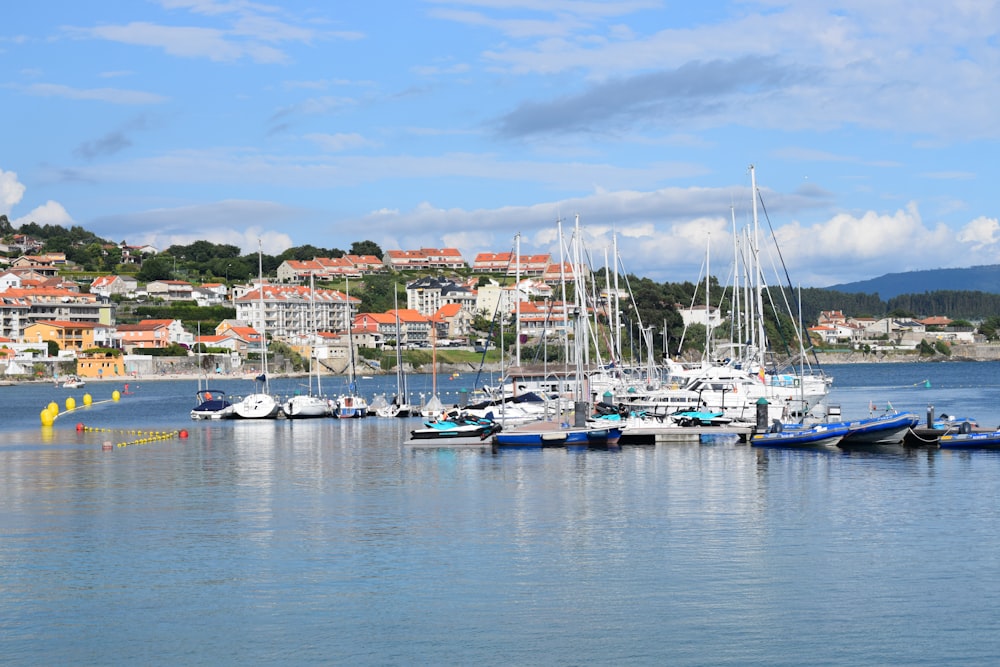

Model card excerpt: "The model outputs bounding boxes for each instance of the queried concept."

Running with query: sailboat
[420,325,445,418]
[376,287,414,418]
[335,277,369,418]
[284,272,332,418]
[233,242,281,419]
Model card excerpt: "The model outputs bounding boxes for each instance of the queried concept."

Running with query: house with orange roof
[354,309,431,347]
[215,321,264,354]
[431,302,473,340]
[344,254,384,273]
[384,248,466,271]
[4,287,113,326]
[515,300,576,338]
[541,262,582,285]
[195,333,241,353]
[10,255,60,277]
[23,320,113,352]
[276,255,386,283]
[472,252,514,273]
[113,319,192,351]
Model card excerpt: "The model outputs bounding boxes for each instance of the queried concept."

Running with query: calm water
[3,363,1000,665]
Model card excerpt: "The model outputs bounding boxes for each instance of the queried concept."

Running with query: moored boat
[335,393,369,418]
[190,389,234,420]
[939,431,1000,449]
[284,394,332,419]
[406,413,501,445]
[61,375,86,389]
[751,422,849,448]
[838,411,919,446]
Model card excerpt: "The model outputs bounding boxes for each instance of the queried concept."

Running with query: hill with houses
[4,217,1000,380]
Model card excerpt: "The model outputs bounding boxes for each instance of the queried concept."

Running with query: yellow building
[76,351,127,379]
[23,320,101,352]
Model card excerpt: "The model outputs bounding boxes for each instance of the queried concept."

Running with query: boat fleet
[193,170,1000,449]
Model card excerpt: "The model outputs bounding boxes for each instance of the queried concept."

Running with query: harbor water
[3,362,1000,665]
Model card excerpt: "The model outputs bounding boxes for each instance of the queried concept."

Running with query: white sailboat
[335,277,369,418]
[376,287,414,418]
[234,242,281,419]
[284,272,332,418]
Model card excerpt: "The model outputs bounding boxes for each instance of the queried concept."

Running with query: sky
[3,1,1000,289]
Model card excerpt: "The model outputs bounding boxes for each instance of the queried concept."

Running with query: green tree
[357,273,397,313]
[136,256,173,281]
[350,240,383,258]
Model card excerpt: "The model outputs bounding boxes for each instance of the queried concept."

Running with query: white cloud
[956,216,1000,251]
[0,169,26,216]
[12,200,73,227]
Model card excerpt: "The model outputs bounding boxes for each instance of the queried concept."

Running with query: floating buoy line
[74,424,190,448]
[38,388,189,448]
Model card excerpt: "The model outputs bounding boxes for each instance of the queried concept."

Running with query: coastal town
[2,228,999,384]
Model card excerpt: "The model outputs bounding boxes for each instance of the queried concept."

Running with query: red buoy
[179,429,189,439]
[76,423,84,432]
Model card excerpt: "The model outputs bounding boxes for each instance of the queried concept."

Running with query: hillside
[824,264,1000,299]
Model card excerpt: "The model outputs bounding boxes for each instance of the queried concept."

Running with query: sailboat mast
[309,271,316,395]
[514,232,521,368]
[730,206,742,358]
[750,164,766,370]
[557,218,570,369]
[393,286,405,402]
[613,230,621,364]
[257,240,269,394]
[346,277,357,391]
[705,233,712,362]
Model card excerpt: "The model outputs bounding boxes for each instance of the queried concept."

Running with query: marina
[4,362,1000,665]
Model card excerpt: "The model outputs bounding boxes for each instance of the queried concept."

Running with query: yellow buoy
[66,397,76,411]
[40,408,55,426]
[83,393,93,406]
[112,390,121,402]
[47,401,58,414]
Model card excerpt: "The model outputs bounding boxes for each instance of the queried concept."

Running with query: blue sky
[3,1,999,288]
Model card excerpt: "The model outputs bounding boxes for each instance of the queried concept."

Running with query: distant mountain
[824,264,1000,299]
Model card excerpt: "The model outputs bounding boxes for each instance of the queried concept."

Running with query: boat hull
[284,396,331,418]
[839,413,919,445]
[190,390,234,420]
[752,424,849,448]
[336,395,368,418]
[233,393,281,419]
[939,431,1000,449]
